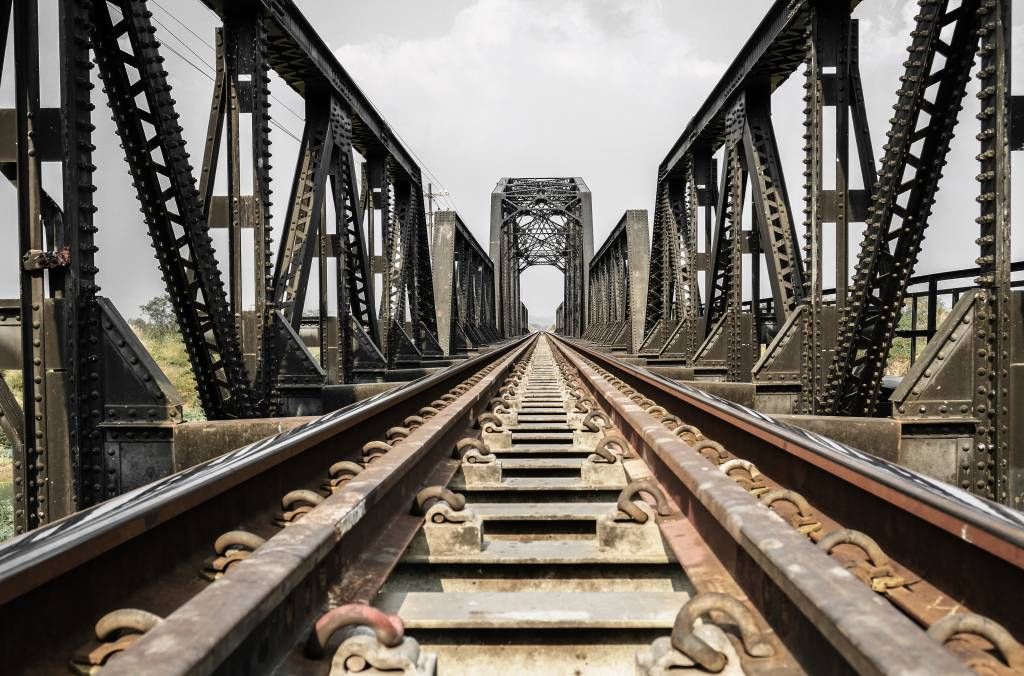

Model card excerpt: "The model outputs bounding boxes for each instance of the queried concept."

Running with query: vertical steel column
[824,0,982,416]
[330,163,352,381]
[801,10,826,414]
[14,0,57,531]
[198,29,226,221]
[829,4,852,308]
[224,1,274,373]
[723,141,747,382]
[681,158,701,345]
[974,0,1014,503]
[59,0,100,519]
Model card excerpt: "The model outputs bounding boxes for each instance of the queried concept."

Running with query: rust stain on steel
[552,336,971,675]
[565,340,1024,572]
[658,515,798,674]
[100,343,531,676]
[0,338,528,609]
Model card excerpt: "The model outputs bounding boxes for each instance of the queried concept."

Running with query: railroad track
[1,334,1023,674]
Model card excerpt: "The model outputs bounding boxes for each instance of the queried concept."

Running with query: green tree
[139,295,177,336]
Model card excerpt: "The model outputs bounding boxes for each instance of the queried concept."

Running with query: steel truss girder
[272,90,338,328]
[824,0,983,417]
[743,88,804,321]
[377,167,440,366]
[200,0,420,181]
[586,210,649,352]
[432,211,498,354]
[660,0,849,180]
[490,177,593,337]
[91,0,256,420]
[701,107,745,341]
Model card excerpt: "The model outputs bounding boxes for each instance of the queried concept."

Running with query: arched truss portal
[489,178,594,336]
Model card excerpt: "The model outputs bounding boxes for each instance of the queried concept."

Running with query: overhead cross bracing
[489,177,595,337]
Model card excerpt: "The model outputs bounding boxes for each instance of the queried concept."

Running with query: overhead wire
[148,8,305,140]
[151,1,460,214]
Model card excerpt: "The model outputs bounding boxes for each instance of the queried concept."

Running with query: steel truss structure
[0,0,499,534]
[489,177,594,337]
[431,210,500,354]
[583,210,650,352]
[584,0,1021,506]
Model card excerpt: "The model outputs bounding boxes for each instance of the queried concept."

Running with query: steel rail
[0,337,530,674]
[99,337,534,675]
[554,336,1024,642]
[549,335,973,674]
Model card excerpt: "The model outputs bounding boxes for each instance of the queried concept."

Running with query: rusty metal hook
[660,414,683,430]
[477,412,504,432]
[385,426,411,442]
[213,530,265,556]
[759,489,814,518]
[361,440,393,464]
[582,410,610,432]
[718,458,760,479]
[645,404,668,419]
[329,461,364,480]
[674,424,704,444]
[281,490,324,511]
[455,438,496,463]
[305,604,404,660]
[694,440,729,464]
[403,415,425,429]
[927,613,1024,670]
[817,529,890,569]
[588,444,618,464]
[95,609,163,642]
[671,593,774,671]
[616,479,672,524]
[594,433,631,459]
[414,486,466,515]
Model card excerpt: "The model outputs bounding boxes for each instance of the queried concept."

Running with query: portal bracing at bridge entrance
[489,177,594,337]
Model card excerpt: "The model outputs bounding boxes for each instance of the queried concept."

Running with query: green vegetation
[0,369,22,452]
[130,328,203,422]
[130,294,203,421]
[0,446,12,541]
[0,296,204,541]
[885,298,950,377]
[1,372,20,542]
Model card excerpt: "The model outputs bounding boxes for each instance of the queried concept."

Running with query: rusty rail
[2,332,1022,674]
[0,337,531,674]
[551,334,1024,671]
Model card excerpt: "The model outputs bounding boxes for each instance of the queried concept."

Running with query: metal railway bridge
[1,0,1023,674]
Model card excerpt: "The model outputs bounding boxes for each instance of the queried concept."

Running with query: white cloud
[333,0,724,318]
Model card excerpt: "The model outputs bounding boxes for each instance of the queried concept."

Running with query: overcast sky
[1,0,1020,326]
